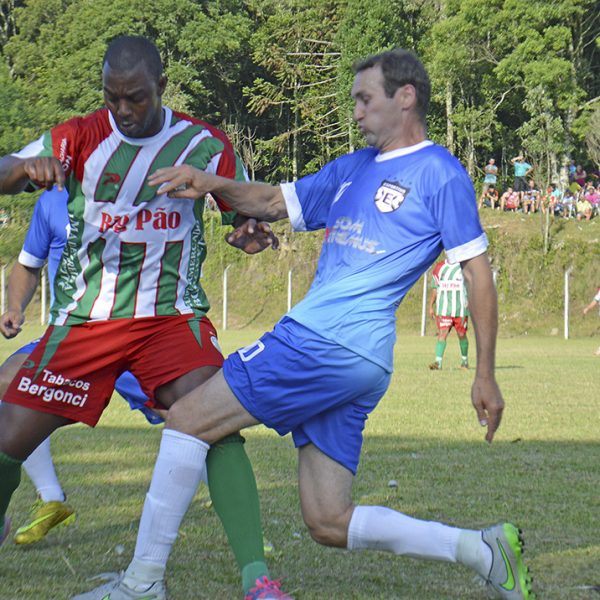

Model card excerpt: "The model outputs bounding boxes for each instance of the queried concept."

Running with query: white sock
[457,530,493,577]
[22,437,65,502]
[124,429,209,588]
[347,505,460,562]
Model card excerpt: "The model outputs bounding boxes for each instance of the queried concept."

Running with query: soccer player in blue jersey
[142,49,534,599]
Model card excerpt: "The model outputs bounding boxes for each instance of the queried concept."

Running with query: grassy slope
[1,325,599,599]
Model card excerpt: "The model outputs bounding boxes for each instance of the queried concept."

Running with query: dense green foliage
[0,0,598,184]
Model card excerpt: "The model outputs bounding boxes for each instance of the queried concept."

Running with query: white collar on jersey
[108,107,173,146]
[375,140,434,162]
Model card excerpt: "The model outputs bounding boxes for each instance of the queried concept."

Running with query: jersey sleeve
[280,159,342,231]
[11,118,82,181]
[18,195,52,268]
[183,125,245,227]
[427,170,488,264]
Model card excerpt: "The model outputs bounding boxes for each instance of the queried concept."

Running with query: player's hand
[471,375,504,443]
[429,307,435,319]
[226,218,279,254]
[22,157,65,191]
[148,165,210,199]
[0,309,25,339]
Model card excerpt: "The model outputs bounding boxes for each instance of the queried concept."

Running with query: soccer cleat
[0,516,11,546]
[460,360,469,370]
[480,523,535,599]
[71,572,166,600]
[245,576,293,600]
[428,362,441,370]
[14,499,75,545]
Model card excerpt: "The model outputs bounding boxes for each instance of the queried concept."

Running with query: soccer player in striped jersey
[0,36,290,600]
[428,258,470,370]
[0,186,165,546]
[146,49,534,599]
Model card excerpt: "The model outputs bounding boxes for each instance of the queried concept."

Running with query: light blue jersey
[224,141,488,472]
[282,141,487,372]
[13,189,162,424]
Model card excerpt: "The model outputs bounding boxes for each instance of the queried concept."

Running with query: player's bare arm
[0,263,41,338]
[0,155,65,194]
[148,164,288,222]
[460,252,504,443]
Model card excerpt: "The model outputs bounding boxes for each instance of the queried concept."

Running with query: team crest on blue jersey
[374,181,409,213]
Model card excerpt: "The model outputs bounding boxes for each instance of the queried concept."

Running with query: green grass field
[1,323,599,599]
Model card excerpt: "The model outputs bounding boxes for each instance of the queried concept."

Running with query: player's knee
[164,400,195,435]
[302,508,348,548]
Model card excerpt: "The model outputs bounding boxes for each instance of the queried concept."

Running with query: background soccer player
[0,36,289,600]
[141,49,534,599]
[428,258,470,370]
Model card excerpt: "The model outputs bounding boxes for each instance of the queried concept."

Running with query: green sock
[459,338,469,362]
[435,340,446,364]
[0,451,23,534]
[206,434,269,593]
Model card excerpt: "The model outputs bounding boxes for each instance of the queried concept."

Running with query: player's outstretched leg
[15,436,75,545]
[72,430,293,600]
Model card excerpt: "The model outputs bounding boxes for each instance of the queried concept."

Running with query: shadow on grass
[4,426,600,599]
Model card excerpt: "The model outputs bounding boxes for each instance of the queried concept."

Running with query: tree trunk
[446,81,454,154]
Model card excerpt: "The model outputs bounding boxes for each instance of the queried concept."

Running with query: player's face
[352,65,405,152]
[103,63,166,138]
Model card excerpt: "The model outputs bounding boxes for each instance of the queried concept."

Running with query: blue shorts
[223,317,391,474]
[9,339,163,425]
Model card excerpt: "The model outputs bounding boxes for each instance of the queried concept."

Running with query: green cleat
[14,499,75,545]
[71,572,166,600]
[480,523,535,599]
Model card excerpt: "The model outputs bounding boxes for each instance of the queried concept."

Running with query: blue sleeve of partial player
[20,196,53,267]
[428,171,487,264]
[281,159,343,231]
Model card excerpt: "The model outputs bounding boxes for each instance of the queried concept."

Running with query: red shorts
[436,315,468,336]
[3,315,223,426]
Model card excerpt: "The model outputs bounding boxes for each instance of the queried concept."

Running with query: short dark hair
[103,35,163,80]
[352,49,431,120]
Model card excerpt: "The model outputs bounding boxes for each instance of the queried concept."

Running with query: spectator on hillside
[574,164,587,187]
[550,185,564,215]
[478,184,499,210]
[584,184,599,215]
[500,187,519,212]
[522,180,539,214]
[576,196,593,221]
[481,158,498,195]
[562,189,576,218]
[510,154,533,201]
[568,159,577,181]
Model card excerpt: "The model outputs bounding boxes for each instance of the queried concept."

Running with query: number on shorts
[238,341,265,362]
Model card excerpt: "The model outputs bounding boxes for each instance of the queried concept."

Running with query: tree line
[0,0,599,189]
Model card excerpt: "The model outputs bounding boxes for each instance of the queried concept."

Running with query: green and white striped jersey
[13,107,244,325]
[431,260,469,317]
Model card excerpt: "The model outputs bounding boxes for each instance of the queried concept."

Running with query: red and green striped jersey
[13,107,244,325]
[431,260,469,318]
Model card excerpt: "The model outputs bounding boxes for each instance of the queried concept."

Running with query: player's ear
[157,75,167,97]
